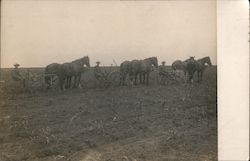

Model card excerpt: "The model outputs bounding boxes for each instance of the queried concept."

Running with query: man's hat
[96,61,100,64]
[14,63,20,67]
[161,61,166,64]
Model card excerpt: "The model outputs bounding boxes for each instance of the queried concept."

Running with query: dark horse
[44,63,61,89]
[184,57,196,82]
[58,56,90,90]
[120,60,132,86]
[45,56,90,90]
[130,57,158,85]
[172,60,184,71]
[172,57,196,82]
[196,56,212,82]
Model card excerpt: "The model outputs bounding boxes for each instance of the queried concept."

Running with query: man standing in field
[94,61,103,86]
[159,61,166,75]
[159,61,167,85]
[11,63,25,87]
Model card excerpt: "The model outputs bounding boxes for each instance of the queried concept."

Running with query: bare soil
[0,67,217,161]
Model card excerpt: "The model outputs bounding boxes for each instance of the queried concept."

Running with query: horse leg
[199,72,201,82]
[77,74,81,88]
[200,71,203,82]
[65,76,68,88]
[191,72,195,83]
[68,76,72,88]
[63,78,67,90]
[71,75,75,88]
[139,73,142,84]
[197,71,201,83]
[69,76,73,88]
[188,72,192,83]
[142,73,145,84]
[76,75,80,88]
[66,77,69,88]
[73,75,77,88]
[196,72,199,83]
[59,77,64,91]
[146,73,149,85]
[129,73,133,86]
[72,76,74,88]
[65,77,68,88]
[134,73,137,85]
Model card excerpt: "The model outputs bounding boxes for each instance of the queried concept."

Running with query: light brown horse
[53,56,90,90]
[130,57,158,85]
[70,56,90,88]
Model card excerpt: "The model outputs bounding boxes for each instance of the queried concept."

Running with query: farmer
[158,61,167,85]
[159,61,166,75]
[94,61,103,81]
[11,63,25,87]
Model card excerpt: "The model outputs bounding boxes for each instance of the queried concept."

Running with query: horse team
[45,56,212,90]
[120,57,158,86]
[172,56,212,82]
[45,56,90,90]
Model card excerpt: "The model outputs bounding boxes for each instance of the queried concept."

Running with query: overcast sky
[1,0,216,67]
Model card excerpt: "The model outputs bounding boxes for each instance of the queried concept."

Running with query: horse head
[205,56,212,66]
[146,57,158,67]
[82,56,90,68]
[199,56,212,66]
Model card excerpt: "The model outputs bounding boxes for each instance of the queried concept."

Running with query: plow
[94,68,120,88]
[1,70,60,94]
[158,69,185,85]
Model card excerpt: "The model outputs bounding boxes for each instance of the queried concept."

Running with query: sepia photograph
[0,0,235,160]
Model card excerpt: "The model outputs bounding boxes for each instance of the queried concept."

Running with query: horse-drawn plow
[0,70,59,94]
[26,73,60,92]
[1,64,205,94]
[92,67,120,88]
[1,67,121,94]
[157,69,185,85]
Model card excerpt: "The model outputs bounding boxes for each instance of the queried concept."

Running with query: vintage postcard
[0,0,248,161]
